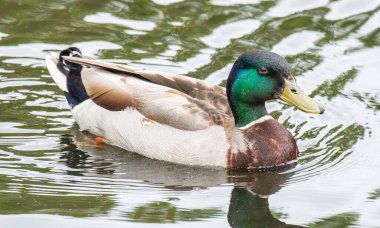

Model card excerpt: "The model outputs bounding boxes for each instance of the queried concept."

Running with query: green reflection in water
[226,170,305,228]
[127,201,221,223]
[300,123,365,164]
[0,181,114,217]
[228,187,304,228]
[311,68,358,100]
[308,213,359,228]
[286,53,322,77]
[352,92,380,111]
[368,189,380,201]
[361,28,380,47]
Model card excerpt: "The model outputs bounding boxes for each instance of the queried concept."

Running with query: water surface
[0,0,379,227]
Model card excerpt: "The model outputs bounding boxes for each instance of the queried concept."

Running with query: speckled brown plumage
[227,119,298,171]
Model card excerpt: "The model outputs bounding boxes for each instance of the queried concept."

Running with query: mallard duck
[46,47,324,171]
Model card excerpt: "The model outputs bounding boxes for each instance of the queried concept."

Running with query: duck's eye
[258,67,269,75]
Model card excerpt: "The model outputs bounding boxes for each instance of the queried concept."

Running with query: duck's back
[46,48,235,167]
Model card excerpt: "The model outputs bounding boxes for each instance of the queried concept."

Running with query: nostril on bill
[290,88,297,94]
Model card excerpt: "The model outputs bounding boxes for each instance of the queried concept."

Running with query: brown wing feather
[63,56,231,114]
[64,56,233,130]
[81,69,139,111]
[63,56,143,73]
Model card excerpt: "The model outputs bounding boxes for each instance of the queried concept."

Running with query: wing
[64,56,232,116]
[78,65,233,131]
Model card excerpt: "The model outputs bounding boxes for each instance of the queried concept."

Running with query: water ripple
[0,0,379,226]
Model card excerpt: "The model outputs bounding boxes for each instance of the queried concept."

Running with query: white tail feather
[45,53,68,92]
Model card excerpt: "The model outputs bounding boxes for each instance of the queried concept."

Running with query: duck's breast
[228,118,298,171]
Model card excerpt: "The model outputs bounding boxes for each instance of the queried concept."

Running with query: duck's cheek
[273,86,285,99]
[271,78,286,99]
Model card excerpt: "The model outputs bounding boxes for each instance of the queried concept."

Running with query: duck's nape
[226,50,324,127]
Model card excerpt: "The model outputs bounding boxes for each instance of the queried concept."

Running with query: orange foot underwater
[74,135,107,149]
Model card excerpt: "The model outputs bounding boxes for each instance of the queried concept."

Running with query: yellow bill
[278,79,325,114]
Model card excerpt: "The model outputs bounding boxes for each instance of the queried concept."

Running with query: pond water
[0,0,379,227]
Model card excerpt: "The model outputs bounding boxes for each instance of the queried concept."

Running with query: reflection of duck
[60,127,228,187]
[47,47,324,171]
[227,171,305,228]
[60,130,304,226]
[228,187,304,228]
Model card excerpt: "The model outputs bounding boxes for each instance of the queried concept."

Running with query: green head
[226,50,324,127]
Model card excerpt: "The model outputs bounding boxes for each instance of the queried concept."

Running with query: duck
[45,47,324,171]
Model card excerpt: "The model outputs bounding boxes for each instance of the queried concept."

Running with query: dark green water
[0,0,379,227]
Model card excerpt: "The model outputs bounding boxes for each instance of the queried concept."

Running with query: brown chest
[227,119,298,171]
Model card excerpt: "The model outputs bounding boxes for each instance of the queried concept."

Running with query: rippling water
[0,0,379,227]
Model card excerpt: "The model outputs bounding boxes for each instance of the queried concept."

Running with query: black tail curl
[58,47,89,108]
[58,47,83,75]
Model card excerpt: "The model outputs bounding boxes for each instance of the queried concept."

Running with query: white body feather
[45,53,237,168]
[73,99,230,167]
